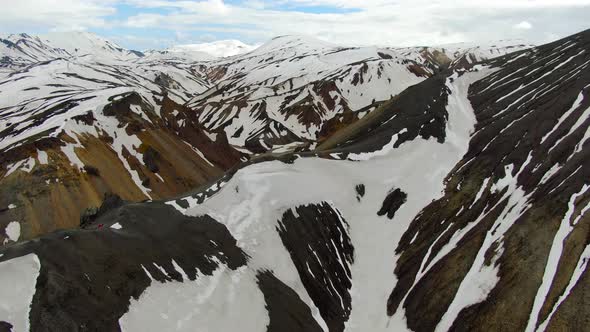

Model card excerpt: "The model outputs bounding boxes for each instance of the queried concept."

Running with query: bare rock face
[355,184,365,202]
[80,193,125,228]
[141,146,160,173]
[377,188,407,219]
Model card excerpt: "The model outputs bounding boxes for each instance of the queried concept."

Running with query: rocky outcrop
[0,201,247,331]
[389,29,590,332]
[278,202,354,332]
[377,188,407,219]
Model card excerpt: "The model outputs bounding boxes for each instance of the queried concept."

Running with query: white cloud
[1,0,590,48]
[0,0,117,32]
[290,0,590,9]
[117,0,590,47]
[124,0,229,14]
[514,21,533,30]
[109,34,169,49]
[243,0,267,9]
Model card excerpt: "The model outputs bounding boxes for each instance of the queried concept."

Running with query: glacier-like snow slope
[150,67,490,331]
[0,254,40,332]
[120,264,268,332]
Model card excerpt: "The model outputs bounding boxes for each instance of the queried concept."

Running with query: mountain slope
[0,29,586,332]
[388,29,590,332]
[0,54,241,241]
[187,35,532,154]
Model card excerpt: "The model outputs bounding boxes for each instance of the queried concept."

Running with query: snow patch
[0,254,41,332]
[61,144,85,170]
[119,262,267,332]
[4,221,21,243]
[203,131,218,142]
[37,150,49,164]
[169,40,257,58]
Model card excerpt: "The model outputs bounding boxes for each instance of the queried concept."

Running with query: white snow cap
[4,221,21,243]
[169,40,258,58]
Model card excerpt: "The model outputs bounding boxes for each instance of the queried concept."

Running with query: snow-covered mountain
[187,35,534,154]
[4,28,588,332]
[169,39,258,58]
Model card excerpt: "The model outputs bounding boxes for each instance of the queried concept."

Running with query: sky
[1,0,589,50]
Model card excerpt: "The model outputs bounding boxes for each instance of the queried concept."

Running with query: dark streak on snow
[256,270,324,332]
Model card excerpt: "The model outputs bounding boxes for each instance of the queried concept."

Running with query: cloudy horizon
[1,0,589,50]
